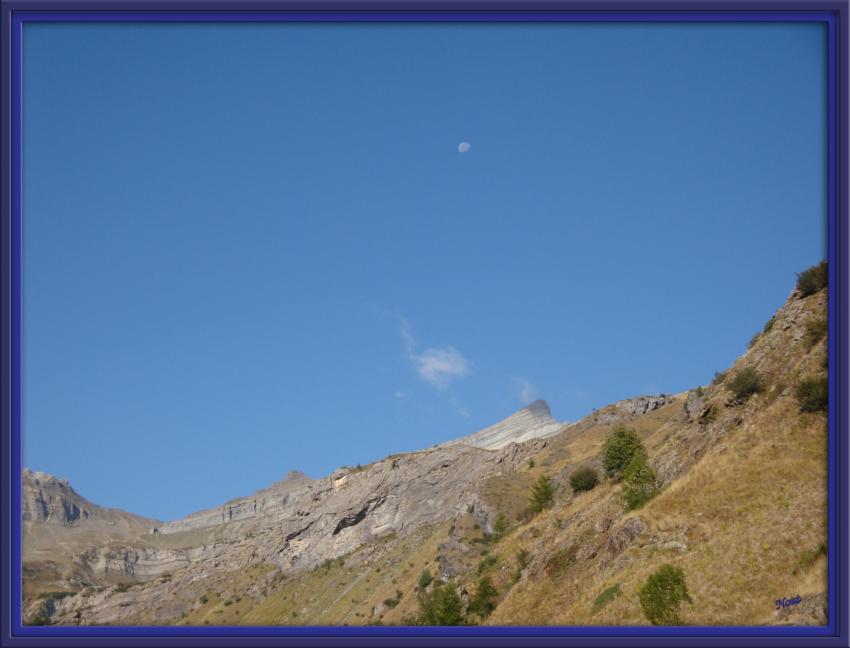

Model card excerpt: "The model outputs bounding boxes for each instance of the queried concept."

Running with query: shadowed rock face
[441,400,565,451]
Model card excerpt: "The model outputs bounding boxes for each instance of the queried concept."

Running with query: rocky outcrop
[437,539,471,581]
[77,545,191,580]
[22,470,95,526]
[157,470,314,535]
[655,289,827,485]
[22,469,158,533]
[442,400,564,451]
[591,395,676,426]
[683,390,706,421]
[606,516,646,558]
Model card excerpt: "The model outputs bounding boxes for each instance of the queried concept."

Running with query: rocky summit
[440,399,565,451]
[22,280,829,628]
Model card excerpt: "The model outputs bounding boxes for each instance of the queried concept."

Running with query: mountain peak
[443,399,564,451]
[23,468,70,489]
[522,399,551,414]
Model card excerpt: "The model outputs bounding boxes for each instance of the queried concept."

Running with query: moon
[458,142,471,154]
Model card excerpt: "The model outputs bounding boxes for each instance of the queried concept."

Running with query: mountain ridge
[23,397,568,528]
[21,281,829,627]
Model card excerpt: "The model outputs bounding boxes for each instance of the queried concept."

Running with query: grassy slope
[140,288,828,628]
[487,290,828,626]
[479,398,686,528]
[177,524,451,626]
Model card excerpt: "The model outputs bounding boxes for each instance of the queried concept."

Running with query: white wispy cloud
[515,376,538,405]
[400,318,471,390]
[449,395,471,419]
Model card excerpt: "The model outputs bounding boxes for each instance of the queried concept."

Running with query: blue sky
[22,22,826,521]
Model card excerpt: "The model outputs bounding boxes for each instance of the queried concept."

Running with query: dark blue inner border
[2,4,847,646]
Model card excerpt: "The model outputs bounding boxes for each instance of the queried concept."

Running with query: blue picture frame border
[0,2,847,646]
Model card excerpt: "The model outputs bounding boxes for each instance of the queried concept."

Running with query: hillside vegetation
[25,265,829,627]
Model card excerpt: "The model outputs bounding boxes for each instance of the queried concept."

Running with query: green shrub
[805,318,828,349]
[383,590,403,608]
[418,582,464,625]
[199,594,209,605]
[591,584,622,615]
[748,332,761,349]
[418,568,433,589]
[114,583,130,593]
[638,564,692,625]
[224,599,233,606]
[493,512,509,539]
[569,466,599,493]
[527,458,536,469]
[468,576,498,618]
[528,474,557,513]
[712,370,727,386]
[544,544,578,578]
[477,554,499,575]
[763,316,776,335]
[602,426,647,481]
[726,367,765,401]
[795,377,828,413]
[796,260,828,297]
[621,454,661,511]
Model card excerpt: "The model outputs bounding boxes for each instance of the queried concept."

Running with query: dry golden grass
[185,523,452,626]
[169,290,828,629]
[487,291,829,627]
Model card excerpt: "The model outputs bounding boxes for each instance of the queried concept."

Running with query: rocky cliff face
[156,470,315,535]
[23,442,550,623]
[157,402,563,537]
[21,400,562,609]
[588,394,676,426]
[22,469,159,531]
[22,470,95,526]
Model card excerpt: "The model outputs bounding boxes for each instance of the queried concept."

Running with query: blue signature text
[775,595,802,610]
